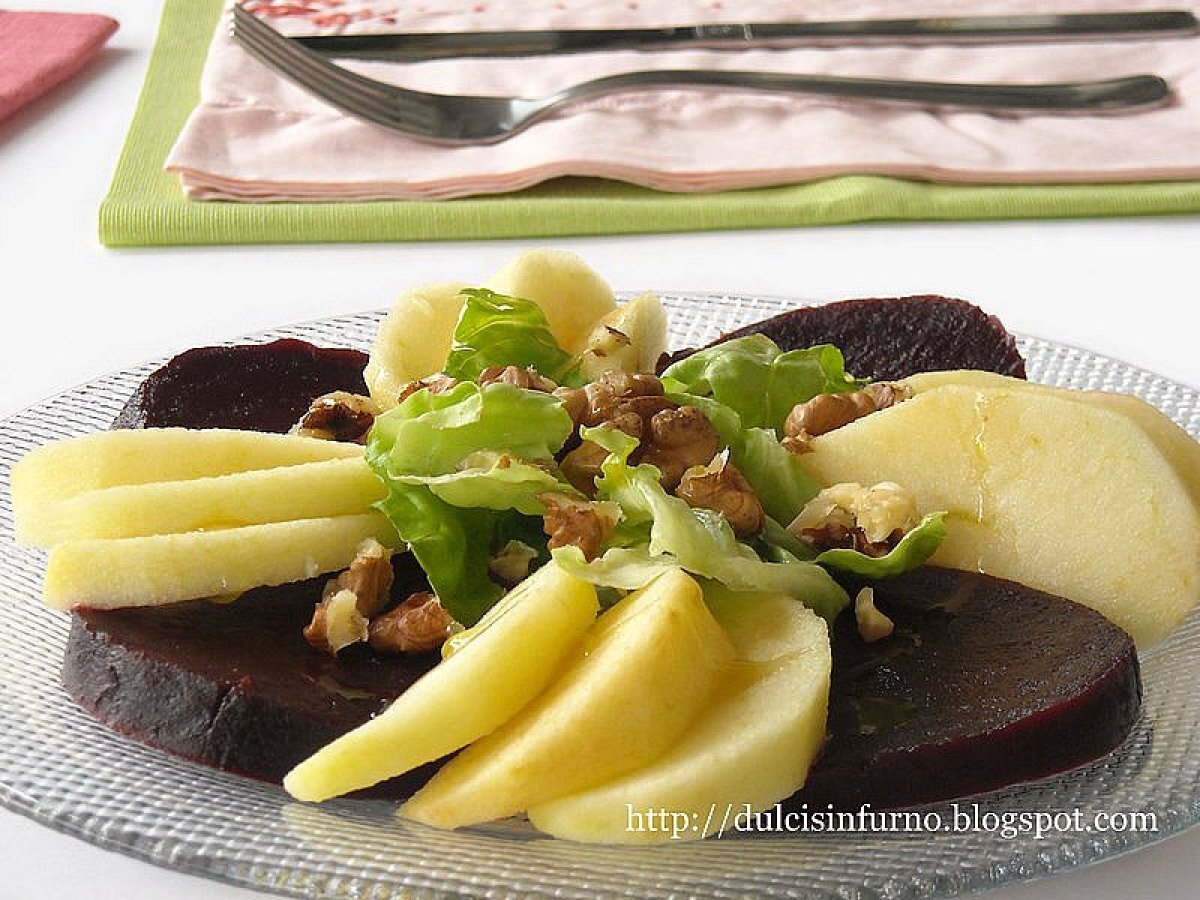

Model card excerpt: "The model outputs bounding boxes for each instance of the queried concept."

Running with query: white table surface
[3,2,1200,897]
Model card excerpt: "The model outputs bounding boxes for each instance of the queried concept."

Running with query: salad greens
[366,290,944,628]
[661,335,864,434]
[443,289,582,385]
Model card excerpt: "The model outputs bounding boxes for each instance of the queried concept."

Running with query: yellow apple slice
[484,249,617,354]
[10,428,361,513]
[528,589,830,844]
[42,512,398,611]
[904,369,1200,507]
[401,568,735,830]
[801,384,1200,646]
[18,456,385,547]
[284,562,599,802]
[578,292,670,380]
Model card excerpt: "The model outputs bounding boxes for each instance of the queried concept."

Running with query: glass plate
[1,293,1198,900]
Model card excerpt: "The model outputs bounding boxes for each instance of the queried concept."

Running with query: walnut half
[368,592,457,654]
[783,382,911,453]
[294,391,379,444]
[676,453,765,537]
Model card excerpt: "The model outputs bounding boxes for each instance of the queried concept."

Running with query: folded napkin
[165,0,1200,202]
[0,10,117,124]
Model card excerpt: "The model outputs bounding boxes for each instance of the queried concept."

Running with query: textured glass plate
[1,293,1198,900]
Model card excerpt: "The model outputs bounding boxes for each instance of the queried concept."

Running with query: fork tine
[232,5,397,106]
[232,4,440,133]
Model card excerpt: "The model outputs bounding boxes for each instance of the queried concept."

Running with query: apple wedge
[42,512,398,611]
[10,428,361,512]
[578,292,669,380]
[401,568,735,830]
[17,456,385,547]
[800,384,1200,646]
[528,589,830,844]
[284,562,599,802]
[363,281,469,406]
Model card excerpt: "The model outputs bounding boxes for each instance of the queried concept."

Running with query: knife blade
[291,10,1199,61]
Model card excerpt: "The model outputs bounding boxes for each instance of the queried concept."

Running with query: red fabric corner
[0,10,119,122]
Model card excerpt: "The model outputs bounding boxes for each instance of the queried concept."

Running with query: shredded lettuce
[815,512,947,578]
[554,426,849,622]
[661,335,864,433]
[443,288,582,385]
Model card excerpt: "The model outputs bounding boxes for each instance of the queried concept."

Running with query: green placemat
[99,0,1200,247]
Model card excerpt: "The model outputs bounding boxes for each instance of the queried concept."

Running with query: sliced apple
[800,384,1200,646]
[42,512,398,611]
[905,369,1200,507]
[363,280,469,406]
[528,590,830,844]
[484,249,617,354]
[284,562,599,802]
[401,568,735,830]
[578,291,670,379]
[10,428,361,513]
[18,456,385,547]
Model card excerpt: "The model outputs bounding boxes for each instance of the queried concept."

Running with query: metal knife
[292,10,1199,61]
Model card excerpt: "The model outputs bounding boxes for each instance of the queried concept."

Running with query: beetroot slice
[712,295,1027,382]
[112,338,369,433]
[792,566,1141,810]
[65,564,438,794]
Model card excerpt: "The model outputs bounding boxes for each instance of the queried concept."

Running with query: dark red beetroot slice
[712,296,1027,382]
[63,340,430,790]
[112,338,370,433]
[789,567,1140,810]
[65,562,438,794]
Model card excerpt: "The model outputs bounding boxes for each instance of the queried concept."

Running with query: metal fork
[231,3,1171,145]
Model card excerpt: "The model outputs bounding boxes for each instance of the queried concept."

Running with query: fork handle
[543,70,1170,115]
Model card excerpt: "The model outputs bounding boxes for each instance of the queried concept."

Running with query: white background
[2,2,1199,897]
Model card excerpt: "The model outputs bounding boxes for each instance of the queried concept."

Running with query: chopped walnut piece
[294,391,379,444]
[488,540,540,586]
[539,492,619,561]
[783,382,911,452]
[854,587,895,642]
[304,538,395,654]
[579,370,665,427]
[789,482,920,557]
[478,365,558,393]
[396,373,459,405]
[304,589,368,654]
[639,405,722,491]
[553,385,589,426]
[676,454,765,536]
[368,592,457,654]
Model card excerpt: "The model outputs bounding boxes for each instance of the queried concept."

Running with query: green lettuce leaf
[370,381,573,477]
[392,451,572,517]
[815,512,947,578]
[375,486,506,627]
[661,335,864,433]
[366,381,575,626]
[443,288,581,384]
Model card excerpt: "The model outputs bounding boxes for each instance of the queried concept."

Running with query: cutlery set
[230,4,1197,144]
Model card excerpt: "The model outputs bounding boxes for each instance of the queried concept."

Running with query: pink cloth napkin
[0,10,117,123]
[166,0,1200,201]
